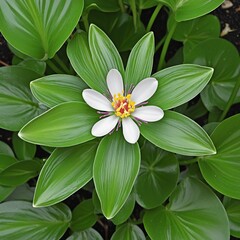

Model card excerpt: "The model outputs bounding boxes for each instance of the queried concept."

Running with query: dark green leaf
[67,228,103,240]
[0,141,14,157]
[18,59,46,75]
[84,0,120,12]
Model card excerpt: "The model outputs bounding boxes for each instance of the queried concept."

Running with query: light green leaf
[224,197,240,238]
[158,0,224,21]
[0,160,42,187]
[150,64,213,110]
[144,178,229,240]
[19,102,99,147]
[67,228,103,240]
[141,111,216,156]
[0,66,43,131]
[111,223,146,240]
[135,142,179,209]
[0,155,18,172]
[0,141,14,157]
[125,32,154,88]
[17,59,46,75]
[30,74,87,108]
[34,141,98,207]
[0,186,15,202]
[199,114,240,199]
[89,24,124,91]
[12,132,36,160]
[0,201,71,240]
[71,199,98,232]
[93,131,140,219]
[0,0,84,59]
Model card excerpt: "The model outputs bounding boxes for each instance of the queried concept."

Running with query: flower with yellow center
[82,69,164,144]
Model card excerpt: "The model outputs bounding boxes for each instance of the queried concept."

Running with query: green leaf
[17,59,46,75]
[0,160,42,187]
[0,155,18,172]
[0,186,15,202]
[89,24,124,91]
[141,111,216,156]
[6,184,34,202]
[12,132,36,160]
[0,0,84,59]
[30,74,87,108]
[112,193,135,225]
[84,0,120,12]
[0,66,43,131]
[0,201,71,240]
[158,0,224,21]
[125,32,154,88]
[19,102,99,147]
[150,64,213,110]
[93,131,140,219]
[111,223,146,240]
[199,114,240,199]
[0,141,14,157]
[34,141,98,207]
[184,38,240,111]
[67,228,103,240]
[143,178,229,240]
[71,199,98,232]
[223,197,240,238]
[135,142,179,209]
[136,0,159,9]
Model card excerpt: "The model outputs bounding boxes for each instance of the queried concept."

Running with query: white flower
[82,69,164,144]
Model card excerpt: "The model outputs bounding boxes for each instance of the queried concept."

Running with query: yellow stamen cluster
[111,93,135,118]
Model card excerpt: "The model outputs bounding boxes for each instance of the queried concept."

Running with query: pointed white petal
[122,118,140,144]
[91,115,119,137]
[132,106,164,122]
[107,69,124,97]
[82,89,113,111]
[131,77,158,105]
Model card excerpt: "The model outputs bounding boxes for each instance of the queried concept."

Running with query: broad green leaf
[144,178,229,240]
[18,59,46,75]
[6,184,34,202]
[112,193,135,225]
[0,186,15,202]
[67,32,103,92]
[19,102,99,147]
[71,199,98,232]
[88,11,146,52]
[0,154,18,172]
[199,114,240,199]
[89,24,124,91]
[0,141,14,157]
[111,223,146,240]
[0,201,71,240]
[0,66,43,131]
[30,74,87,108]
[185,38,240,111]
[0,160,42,187]
[0,0,84,59]
[150,64,213,110]
[224,197,240,238]
[34,141,98,207]
[141,111,216,156]
[125,32,154,88]
[67,228,103,240]
[12,132,36,161]
[135,142,179,209]
[171,15,220,55]
[158,0,224,21]
[84,0,120,12]
[137,0,159,9]
[93,131,140,219]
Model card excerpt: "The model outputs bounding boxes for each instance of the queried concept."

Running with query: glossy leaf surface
[0,66,43,131]
[34,141,98,207]
[94,131,140,219]
[199,114,240,199]
[67,228,103,240]
[19,102,99,147]
[141,111,216,156]
[144,178,229,240]
[150,64,213,110]
[30,74,87,108]
[135,142,179,209]
[0,0,84,59]
[0,201,71,240]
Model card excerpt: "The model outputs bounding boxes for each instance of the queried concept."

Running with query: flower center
[111,93,135,118]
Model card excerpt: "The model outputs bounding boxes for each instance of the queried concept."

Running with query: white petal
[131,77,158,105]
[107,69,124,97]
[122,118,140,144]
[92,115,119,137]
[82,89,113,111]
[132,106,164,122]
